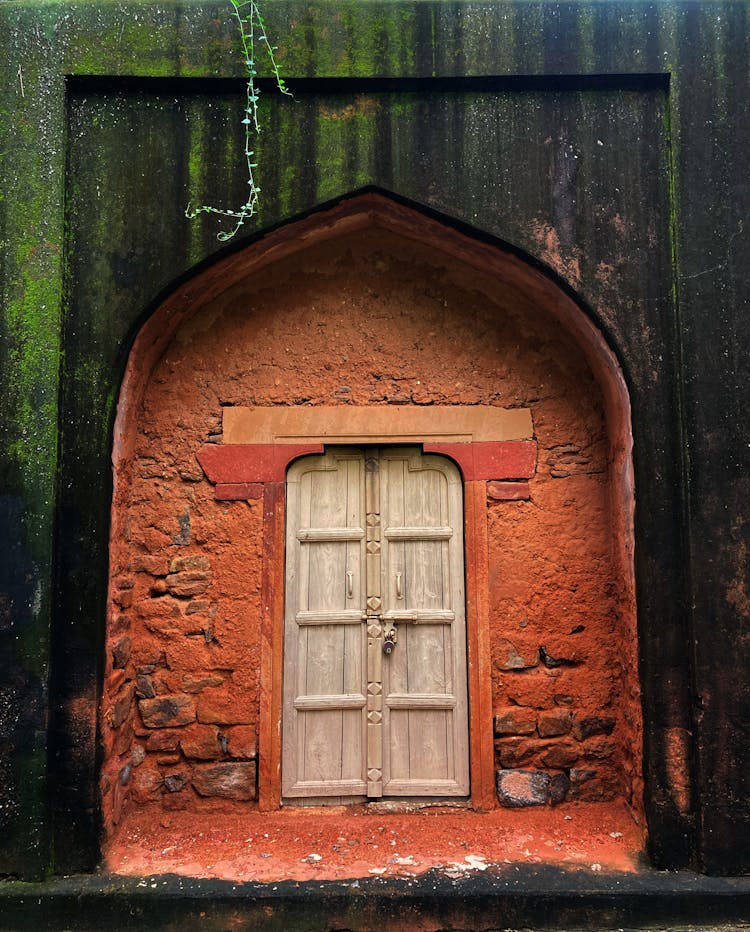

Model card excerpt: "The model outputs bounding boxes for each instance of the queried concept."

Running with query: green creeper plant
[185,0,291,241]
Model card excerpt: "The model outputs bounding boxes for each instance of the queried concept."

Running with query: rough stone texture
[114,721,135,757]
[584,737,618,762]
[156,754,181,767]
[487,481,531,502]
[192,762,257,801]
[538,711,573,738]
[496,738,537,769]
[110,685,135,730]
[111,636,132,670]
[540,743,581,769]
[170,556,211,574]
[182,673,225,693]
[494,709,537,736]
[164,773,189,793]
[225,726,257,760]
[549,772,571,805]
[146,731,180,753]
[165,572,211,598]
[138,696,196,728]
[496,770,550,808]
[496,768,572,807]
[196,688,254,726]
[179,724,222,760]
[572,716,616,742]
[568,767,611,802]
[135,598,181,622]
[492,638,539,671]
[107,669,125,693]
[112,588,133,610]
[131,766,164,804]
[130,555,168,576]
[135,674,156,699]
[184,600,211,616]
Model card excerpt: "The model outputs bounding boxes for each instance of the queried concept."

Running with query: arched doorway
[102,193,641,867]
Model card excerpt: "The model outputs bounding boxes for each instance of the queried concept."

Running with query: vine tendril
[185,0,291,241]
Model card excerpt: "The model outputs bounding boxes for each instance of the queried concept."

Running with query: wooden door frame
[197,406,539,811]
[280,446,471,802]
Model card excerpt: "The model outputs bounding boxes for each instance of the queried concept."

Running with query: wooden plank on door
[380,448,469,796]
[283,450,367,798]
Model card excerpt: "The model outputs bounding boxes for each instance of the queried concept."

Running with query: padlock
[382,628,397,655]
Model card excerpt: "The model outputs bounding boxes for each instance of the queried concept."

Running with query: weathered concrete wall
[0,0,748,881]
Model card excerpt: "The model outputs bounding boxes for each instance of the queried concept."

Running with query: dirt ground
[105,800,643,882]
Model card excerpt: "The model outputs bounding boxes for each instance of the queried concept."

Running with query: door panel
[283,450,367,798]
[380,448,468,796]
[283,447,468,801]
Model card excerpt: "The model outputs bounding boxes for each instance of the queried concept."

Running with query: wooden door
[282,447,468,801]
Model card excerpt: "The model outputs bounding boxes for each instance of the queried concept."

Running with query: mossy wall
[0,0,748,880]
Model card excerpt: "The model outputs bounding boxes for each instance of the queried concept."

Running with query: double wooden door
[282,447,469,802]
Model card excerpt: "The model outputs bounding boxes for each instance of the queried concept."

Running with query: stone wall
[101,227,640,835]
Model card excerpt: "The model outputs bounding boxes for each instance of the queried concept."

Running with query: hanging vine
[185,0,291,241]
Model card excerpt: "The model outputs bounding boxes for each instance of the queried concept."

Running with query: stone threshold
[1,865,749,931]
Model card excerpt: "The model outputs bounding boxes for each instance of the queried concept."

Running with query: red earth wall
[101,228,641,836]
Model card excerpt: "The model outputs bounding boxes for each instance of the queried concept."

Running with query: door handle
[347,571,354,599]
[395,572,403,600]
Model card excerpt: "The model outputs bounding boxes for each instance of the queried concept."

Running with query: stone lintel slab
[223,405,533,445]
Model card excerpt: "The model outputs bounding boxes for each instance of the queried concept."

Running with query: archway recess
[102,193,641,870]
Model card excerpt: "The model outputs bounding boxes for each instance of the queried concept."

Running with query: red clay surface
[104,801,643,882]
[101,213,643,849]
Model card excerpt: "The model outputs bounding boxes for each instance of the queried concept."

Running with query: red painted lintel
[197,443,325,486]
[199,440,536,493]
[423,440,537,481]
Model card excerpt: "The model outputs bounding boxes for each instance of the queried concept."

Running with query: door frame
[197,404,539,811]
[281,446,470,803]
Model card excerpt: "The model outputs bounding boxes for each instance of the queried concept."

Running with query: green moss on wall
[0,47,63,609]
[0,15,66,877]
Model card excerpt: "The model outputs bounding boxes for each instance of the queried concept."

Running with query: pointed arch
[104,191,639,839]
